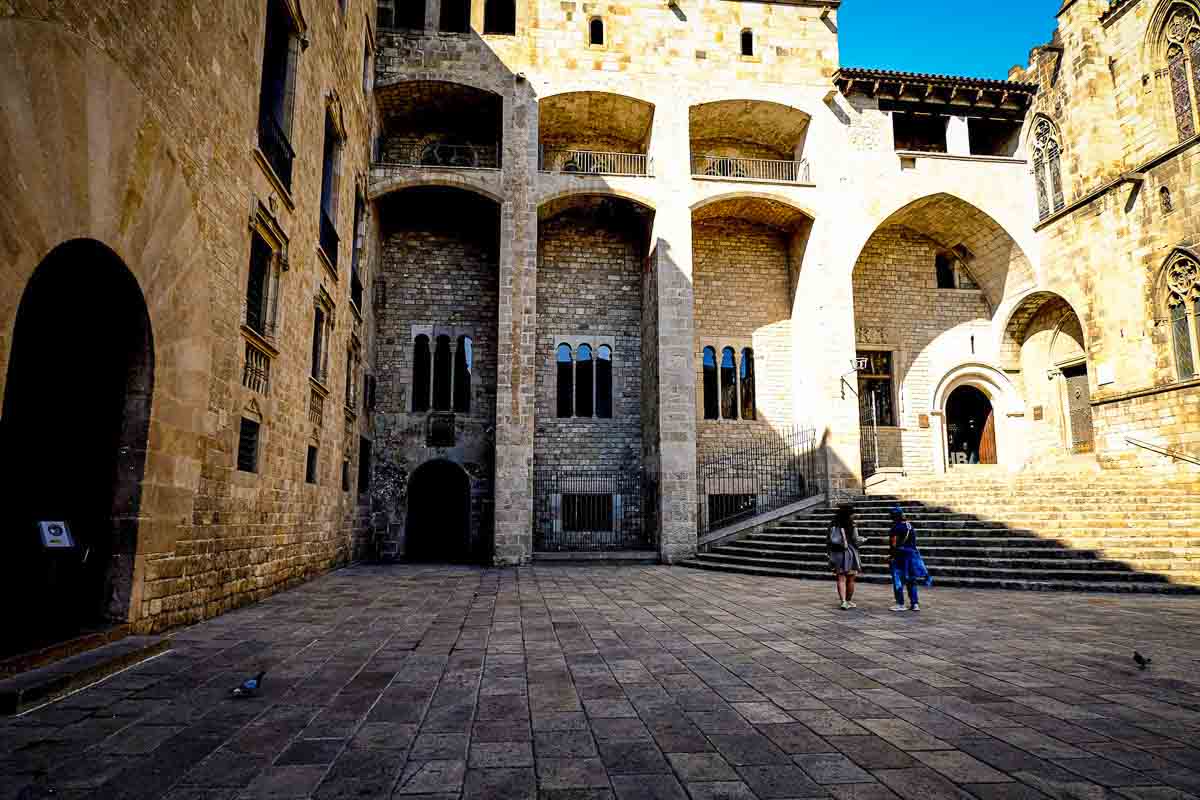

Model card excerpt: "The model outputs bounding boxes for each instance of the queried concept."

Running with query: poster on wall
[38,521,75,549]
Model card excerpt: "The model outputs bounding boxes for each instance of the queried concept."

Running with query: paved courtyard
[3,566,1200,800]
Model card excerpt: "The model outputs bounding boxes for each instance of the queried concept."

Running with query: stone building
[1,0,1198,651]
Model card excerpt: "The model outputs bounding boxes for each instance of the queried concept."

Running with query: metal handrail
[539,148,652,176]
[378,142,501,169]
[692,154,811,183]
[1125,436,1200,466]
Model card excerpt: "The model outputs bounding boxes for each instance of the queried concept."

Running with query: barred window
[1031,117,1065,220]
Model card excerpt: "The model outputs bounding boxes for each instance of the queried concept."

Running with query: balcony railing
[692,154,811,183]
[319,210,339,271]
[257,113,295,191]
[309,387,325,428]
[539,148,652,177]
[242,342,271,395]
[378,141,501,170]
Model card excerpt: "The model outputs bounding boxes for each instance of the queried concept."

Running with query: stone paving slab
[2,565,1200,799]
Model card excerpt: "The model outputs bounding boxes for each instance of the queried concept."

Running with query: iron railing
[242,342,271,395]
[379,142,501,169]
[692,154,811,183]
[539,148,652,176]
[319,210,339,270]
[697,426,820,538]
[258,113,295,191]
[534,468,655,551]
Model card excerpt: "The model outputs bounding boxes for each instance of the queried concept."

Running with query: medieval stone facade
[1,0,1197,645]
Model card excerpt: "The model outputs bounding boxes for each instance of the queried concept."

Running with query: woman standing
[828,504,864,610]
[889,506,930,612]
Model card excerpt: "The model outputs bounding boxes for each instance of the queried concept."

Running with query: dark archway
[945,385,996,466]
[406,460,471,562]
[1,240,153,657]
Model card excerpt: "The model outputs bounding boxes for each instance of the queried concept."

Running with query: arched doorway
[406,460,471,562]
[945,386,997,466]
[1,240,153,657]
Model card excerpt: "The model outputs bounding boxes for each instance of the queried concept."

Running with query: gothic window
[740,348,756,420]
[720,347,737,420]
[1031,117,1065,220]
[589,18,605,46]
[741,29,754,57]
[596,345,613,419]
[556,344,574,418]
[454,335,472,413]
[412,334,431,411]
[484,0,516,34]
[1161,186,1175,214]
[1164,8,1200,141]
[857,350,896,427]
[1164,253,1200,380]
[433,334,452,410]
[576,344,595,418]
[258,0,301,190]
[702,346,719,420]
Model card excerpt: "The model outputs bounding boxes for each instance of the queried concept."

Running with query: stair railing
[1125,436,1200,466]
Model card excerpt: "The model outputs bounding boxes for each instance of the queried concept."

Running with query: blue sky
[838,1,1064,80]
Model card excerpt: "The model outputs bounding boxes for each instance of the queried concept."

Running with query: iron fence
[534,468,655,552]
[380,142,501,169]
[697,426,820,538]
[539,148,652,176]
[258,113,295,190]
[692,154,811,183]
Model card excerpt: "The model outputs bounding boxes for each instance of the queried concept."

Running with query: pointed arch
[1157,247,1200,379]
[1029,116,1065,220]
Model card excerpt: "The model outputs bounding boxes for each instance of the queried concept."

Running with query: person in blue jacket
[889,506,930,612]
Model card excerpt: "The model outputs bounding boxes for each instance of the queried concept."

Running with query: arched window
[1165,253,1200,380]
[576,344,595,417]
[556,344,574,418]
[720,347,737,421]
[1161,186,1175,214]
[741,29,754,57]
[454,335,472,413]
[1164,8,1200,141]
[702,346,719,420]
[740,348,756,420]
[1031,117,1064,220]
[433,334,452,410]
[596,345,613,419]
[484,0,516,34]
[412,334,431,412]
[589,18,605,46]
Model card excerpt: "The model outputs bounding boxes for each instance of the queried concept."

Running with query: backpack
[829,526,846,550]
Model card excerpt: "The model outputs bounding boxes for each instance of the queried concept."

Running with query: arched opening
[741,29,754,57]
[375,81,503,170]
[945,386,996,466]
[538,92,655,176]
[689,100,811,181]
[484,0,516,34]
[1,240,153,656]
[406,460,471,562]
[589,18,605,46]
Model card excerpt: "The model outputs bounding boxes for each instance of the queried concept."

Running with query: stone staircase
[681,471,1200,593]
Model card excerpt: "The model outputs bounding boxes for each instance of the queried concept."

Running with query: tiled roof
[834,67,1039,94]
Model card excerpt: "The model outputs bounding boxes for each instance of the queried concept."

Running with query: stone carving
[1166,255,1199,303]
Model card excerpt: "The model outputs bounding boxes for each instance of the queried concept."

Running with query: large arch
[375,80,504,170]
[406,459,472,562]
[0,18,210,634]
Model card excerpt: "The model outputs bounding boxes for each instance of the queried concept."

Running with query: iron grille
[534,469,654,552]
[258,112,295,190]
[697,426,820,537]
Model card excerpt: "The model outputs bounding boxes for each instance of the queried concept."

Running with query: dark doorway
[1062,363,1094,453]
[1,240,153,657]
[406,460,471,562]
[945,385,996,466]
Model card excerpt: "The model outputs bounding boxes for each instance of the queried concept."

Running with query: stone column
[425,0,442,32]
[492,80,538,565]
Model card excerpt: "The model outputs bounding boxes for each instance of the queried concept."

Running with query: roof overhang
[834,67,1037,117]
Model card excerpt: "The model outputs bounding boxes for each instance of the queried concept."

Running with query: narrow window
[342,459,351,491]
[319,110,342,270]
[589,18,604,46]
[720,347,737,421]
[1048,138,1064,212]
[358,437,372,494]
[556,343,574,418]
[739,348,756,421]
[237,418,260,473]
[378,0,424,30]
[1168,43,1196,141]
[412,334,431,412]
[440,0,470,32]
[702,346,719,420]
[454,335,472,413]
[433,334,452,410]
[258,0,298,189]
[362,39,372,94]
[484,0,516,34]
[365,374,376,411]
[576,344,594,418]
[1172,303,1195,379]
[305,445,318,484]
[741,29,753,57]
[596,345,613,419]
[350,195,365,311]
[1161,186,1174,214]
[857,350,896,427]
[245,232,273,335]
[935,253,956,289]
[311,307,325,381]
[1032,118,1065,220]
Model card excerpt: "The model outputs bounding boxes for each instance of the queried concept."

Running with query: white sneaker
[910,604,920,612]
[891,605,907,612]
[846,601,857,609]
[839,601,850,610]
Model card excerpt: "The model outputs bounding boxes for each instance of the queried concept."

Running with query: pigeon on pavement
[1134,651,1152,670]
[232,670,266,697]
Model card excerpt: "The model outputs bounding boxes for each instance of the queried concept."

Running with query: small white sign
[1097,362,1115,386]
[38,521,75,549]
[854,357,868,371]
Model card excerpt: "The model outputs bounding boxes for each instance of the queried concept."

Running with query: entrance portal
[945,385,996,466]
[1062,363,1094,452]
[1,240,153,657]
[406,460,471,562]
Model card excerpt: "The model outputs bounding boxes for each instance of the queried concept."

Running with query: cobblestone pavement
[4,565,1200,800]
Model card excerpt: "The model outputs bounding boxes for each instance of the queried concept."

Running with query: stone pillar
[946,116,971,156]
[492,80,538,565]
[426,0,442,32]
[646,96,698,562]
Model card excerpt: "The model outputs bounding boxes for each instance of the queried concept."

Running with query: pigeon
[232,671,266,698]
[1134,651,1152,670]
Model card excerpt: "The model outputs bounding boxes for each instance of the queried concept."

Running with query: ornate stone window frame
[698,338,757,423]
[1158,3,1200,141]
[241,201,288,396]
[553,333,617,420]
[1160,247,1200,380]
[411,325,476,415]
[1029,116,1065,221]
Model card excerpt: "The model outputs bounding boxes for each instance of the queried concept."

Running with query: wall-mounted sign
[918,414,929,429]
[1096,362,1115,386]
[38,521,74,549]
[1033,405,1044,421]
